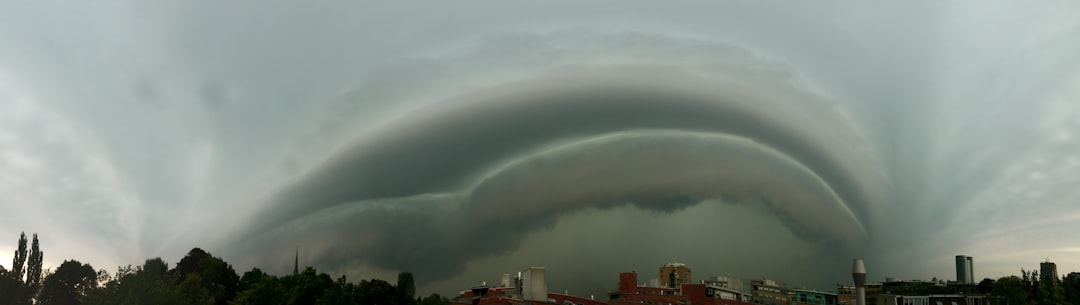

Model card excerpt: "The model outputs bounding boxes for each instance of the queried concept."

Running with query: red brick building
[452,286,608,305]
[609,271,757,305]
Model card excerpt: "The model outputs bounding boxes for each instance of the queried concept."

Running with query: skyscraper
[955,255,973,284]
[1041,261,1058,283]
[972,257,980,283]
[294,249,299,276]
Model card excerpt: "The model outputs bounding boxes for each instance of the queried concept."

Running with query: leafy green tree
[994,276,1031,305]
[1062,275,1080,305]
[171,248,240,305]
[1038,277,1069,305]
[398,272,416,301]
[7,232,43,305]
[418,293,450,305]
[27,234,44,298]
[355,279,401,305]
[37,260,96,305]
[229,270,285,305]
[82,259,193,305]
[0,265,20,305]
[979,278,997,295]
[287,267,335,305]
[178,274,216,305]
[11,232,27,282]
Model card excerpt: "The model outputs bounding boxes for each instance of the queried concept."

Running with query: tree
[994,276,1030,305]
[979,278,997,295]
[1062,274,1080,305]
[82,259,191,305]
[354,279,400,305]
[27,234,45,299]
[170,248,240,305]
[1038,276,1069,305]
[287,267,335,305]
[37,260,97,305]
[7,232,42,305]
[0,265,20,305]
[229,269,285,305]
[11,232,27,282]
[418,293,450,305]
[397,272,416,300]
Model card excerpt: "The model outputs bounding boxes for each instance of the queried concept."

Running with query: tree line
[980,269,1080,305]
[1,232,450,305]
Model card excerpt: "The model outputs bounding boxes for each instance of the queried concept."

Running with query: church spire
[293,248,299,276]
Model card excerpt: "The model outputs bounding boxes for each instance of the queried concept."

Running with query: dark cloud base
[225,129,868,284]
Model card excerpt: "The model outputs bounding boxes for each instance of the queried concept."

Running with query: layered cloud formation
[221,33,890,287]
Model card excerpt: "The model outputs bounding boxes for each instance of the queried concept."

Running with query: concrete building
[1041,261,1059,283]
[955,256,973,284]
[839,283,882,305]
[751,279,789,305]
[609,271,756,305]
[661,263,693,288]
[454,267,606,305]
[705,276,750,302]
[792,289,838,305]
[876,294,990,305]
[522,267,549,302]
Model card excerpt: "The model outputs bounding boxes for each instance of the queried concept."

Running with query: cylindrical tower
[956,255,969,284]
[853,259,866,305]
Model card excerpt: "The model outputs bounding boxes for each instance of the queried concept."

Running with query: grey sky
[2,0,1080,298]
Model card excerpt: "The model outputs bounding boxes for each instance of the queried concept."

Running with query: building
[1041,261,1059,283]
[876,294,990,305]
[705,276,750,302]
[791,289,838,305]
[839,283,881,305]
[661,263,693,288]
[955,256,973,284]
[751,279,788,305]
[608,271,756,305]
[453,267,606,305]
[1066,272,1080,282]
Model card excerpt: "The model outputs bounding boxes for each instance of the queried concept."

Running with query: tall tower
[293,249,299,276]
[955,255,971,284]
[853,259,866,305]
[1041,261,1058,283]
[966,256,974,283]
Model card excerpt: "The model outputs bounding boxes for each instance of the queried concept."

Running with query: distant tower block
[1041,261,1058,283]
[966,256,974,283]
[853,259,866,305]
[955,255,973,284]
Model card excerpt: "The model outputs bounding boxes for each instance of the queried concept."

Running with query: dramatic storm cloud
[2,0,1080,298]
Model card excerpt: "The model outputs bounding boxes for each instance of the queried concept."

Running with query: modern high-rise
[955,255,973,284]
[967,256,974,283]
[1041,261,1058,283]
[660,262,692,288]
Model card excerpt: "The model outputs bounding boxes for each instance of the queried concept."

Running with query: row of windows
[755,286,784,293]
